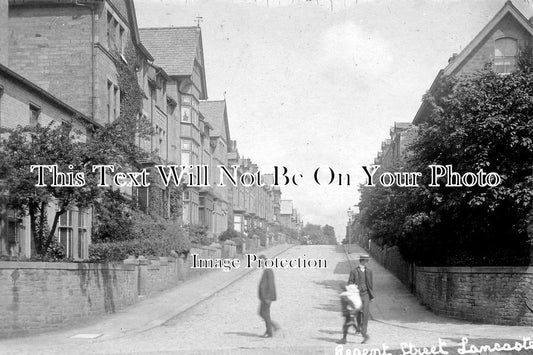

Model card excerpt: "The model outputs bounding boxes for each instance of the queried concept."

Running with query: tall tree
[359,54,533,266]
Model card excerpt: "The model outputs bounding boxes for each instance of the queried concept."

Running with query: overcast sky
[136,0,532,241]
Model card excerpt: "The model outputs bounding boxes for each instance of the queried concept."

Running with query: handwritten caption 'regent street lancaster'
[29,164,502,188]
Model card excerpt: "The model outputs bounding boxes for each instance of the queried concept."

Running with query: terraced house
[0,0,302,258]
[0,63,96,259]
[139,26,208,226]
[1,0,179,258]
[373,0,533,170]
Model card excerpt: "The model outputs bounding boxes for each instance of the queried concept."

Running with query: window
[181,107,191,122]
[107,13,113,49]
[135,187,148,212]
[29,104,41,126]
[107,81,113,122]
[78,209,88,259]
[161,188,168,218]
[119,26,125,54]
[150,85,157,113]
[107,11,125,54]
[183,190,190,200]
[58,210,73,258]
[182,95,192,105]
[495,37,518,74]
[107,81,119,122]
[114,85,120,119]
[181,151,190,166]
[160,129,165,155]
[182,203,190,224]
[0,86,3,128]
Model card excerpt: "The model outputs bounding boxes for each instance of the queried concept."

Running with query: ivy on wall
[110,41,153,168]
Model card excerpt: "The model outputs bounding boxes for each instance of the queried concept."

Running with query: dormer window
[494,37,518,74]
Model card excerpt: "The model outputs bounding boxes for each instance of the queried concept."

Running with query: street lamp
[346,208,354,251]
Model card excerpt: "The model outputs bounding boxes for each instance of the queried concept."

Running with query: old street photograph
[1,0,533,354]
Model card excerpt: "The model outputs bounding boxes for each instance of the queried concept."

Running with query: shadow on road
[314,336,341,344]
[333,260,352,275]
[314,279,344,291]
[224,331,262,338]
[314,301,340,313]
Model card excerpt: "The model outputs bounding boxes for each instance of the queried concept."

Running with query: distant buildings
[279,200,302,232]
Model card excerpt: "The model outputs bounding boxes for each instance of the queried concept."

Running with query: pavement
[1,244,533,355]
[0,243,292,354]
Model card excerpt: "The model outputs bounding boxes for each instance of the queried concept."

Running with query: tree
[0,122,108,257]
[322,224,336,239]
[302,223,336,245]
[359,55,533,266]
[0,38,186,259]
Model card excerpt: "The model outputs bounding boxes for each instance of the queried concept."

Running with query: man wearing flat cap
[347,254,374,343]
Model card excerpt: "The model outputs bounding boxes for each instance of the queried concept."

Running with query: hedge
[89,223,191,262]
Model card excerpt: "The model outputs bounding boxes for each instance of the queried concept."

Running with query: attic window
[494,37,518,74]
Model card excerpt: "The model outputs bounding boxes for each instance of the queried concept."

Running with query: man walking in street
[258,254,279,338]
[346,254,374,344]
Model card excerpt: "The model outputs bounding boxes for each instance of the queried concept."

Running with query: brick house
[372,1,533,170]
[139,26,208,226]
[199,100,231,238]
[2,0,181,257]
[0,63,98,259]
[378,122,418,169]
[413,0,533,125]
[227,140,246,233]
[279,200,294,229]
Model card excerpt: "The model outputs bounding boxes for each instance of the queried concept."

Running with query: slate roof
[199,100,230,143]
[139,27,202,77]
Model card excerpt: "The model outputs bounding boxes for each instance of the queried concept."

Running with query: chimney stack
[448,52,458,64]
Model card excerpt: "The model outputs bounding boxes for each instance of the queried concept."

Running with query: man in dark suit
[347,254,374,343]
[258,254,278,338]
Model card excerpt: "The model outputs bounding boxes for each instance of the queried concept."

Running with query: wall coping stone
[0,261,136,271]
[416,266,533,274]
[137,256,150,265]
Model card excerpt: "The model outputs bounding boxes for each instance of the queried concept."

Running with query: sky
[135,0,532,241]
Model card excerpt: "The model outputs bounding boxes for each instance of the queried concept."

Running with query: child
[337,283,362,344]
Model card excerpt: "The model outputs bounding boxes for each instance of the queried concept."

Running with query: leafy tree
[322,224,336,239]
[0,122,109,257]
[219,228,246,242]
[185,224,210,246]
[359,55,533,266]
[302,223,336,245]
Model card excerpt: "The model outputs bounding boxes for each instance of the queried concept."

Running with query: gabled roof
[139,27,200,76]
[444,0,533,76]
[0,63,99,128]
[199,100,231,144]
[139,27,208,99]
[413,1,533,124]
[126,1,154,61]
